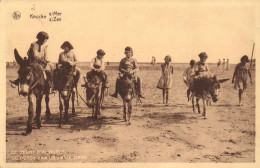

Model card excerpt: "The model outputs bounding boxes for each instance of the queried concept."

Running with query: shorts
[234,80,247,90]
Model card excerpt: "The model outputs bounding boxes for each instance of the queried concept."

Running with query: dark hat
[125,46,133,52]
[36,31,49,40]
[164,55,172,62]
[97,49,105,56]
[241,55,249,62]
[61,41,74,50]
[190,59,196,66]
[198,52,208,58]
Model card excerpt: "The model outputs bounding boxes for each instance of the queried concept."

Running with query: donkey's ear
[14,48,24,65]
[213,75,217,81]
[218,78,230,83]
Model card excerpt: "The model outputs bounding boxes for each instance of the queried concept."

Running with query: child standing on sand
[157,55,174,105]
[232,55,253,106]
[182,60,196,103]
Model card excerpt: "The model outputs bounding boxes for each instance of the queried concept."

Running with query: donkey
[13,49,51,134]
[82,70,105,119]
[191,76,229,118]
[118,73,135,125]
[53,62,76,127]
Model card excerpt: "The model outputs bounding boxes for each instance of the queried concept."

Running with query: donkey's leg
[36,94,43,129]
[64,98,69,122]
[196,98,200,114]
[71,91,76,116]
[127,100,132,125]
[192,95,195,112]
[123,100,126,121]
[96,96,101,116]
[45,93,51,120]
[59,93,63,127]
[26,94,34,134]
[202,98,206,118]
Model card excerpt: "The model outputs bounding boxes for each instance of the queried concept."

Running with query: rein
[30,73,41,91]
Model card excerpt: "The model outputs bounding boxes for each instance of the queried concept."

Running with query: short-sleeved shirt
[119,57,139,73]
[234,63,250,82]
[58,50,77,65]
[194,61,209,73]
[27,41,49,63]
[89,57,105,71]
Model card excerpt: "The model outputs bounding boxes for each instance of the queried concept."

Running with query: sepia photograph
[0,0,259,167]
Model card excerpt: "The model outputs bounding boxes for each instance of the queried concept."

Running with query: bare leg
[166,89,169,106]
[36,95,43,129]
[26,94,34,134]
[163,89,165,104]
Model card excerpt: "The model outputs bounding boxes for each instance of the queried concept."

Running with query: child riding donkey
[111,46,144,99]
[85,49,109,88]
[10,31,54,93]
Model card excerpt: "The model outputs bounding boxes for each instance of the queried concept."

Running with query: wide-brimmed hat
[198,52,208,59]
[36,31,49,40]
[164,55,172,62]
[61,41,74,50]
[97,49,105,56]
[241,55,249,62]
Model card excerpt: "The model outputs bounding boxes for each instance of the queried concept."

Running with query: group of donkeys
[12,49,229,135]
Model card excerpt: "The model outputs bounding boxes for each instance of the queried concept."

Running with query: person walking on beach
[232,55,253,106]
[157,55,174,105]
[182,60,196,103]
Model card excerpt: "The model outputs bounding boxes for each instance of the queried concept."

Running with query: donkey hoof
[36,124,42,129]
[26,129,32,135]
[198,111,201,114]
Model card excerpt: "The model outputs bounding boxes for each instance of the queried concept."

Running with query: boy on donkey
[111,46,144,98]
[86,49,109,88]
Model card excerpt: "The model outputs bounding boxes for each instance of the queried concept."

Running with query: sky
[1,0,258,63]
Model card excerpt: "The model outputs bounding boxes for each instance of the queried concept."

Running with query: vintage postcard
[0,0,259,168]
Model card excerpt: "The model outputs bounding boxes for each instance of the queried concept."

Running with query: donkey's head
[85,71,103,108]
[54,62,75,98]
[120,73,135,102]
[14,49,35,96]
[209,75,229,102]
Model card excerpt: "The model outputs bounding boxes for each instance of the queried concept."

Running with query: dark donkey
[13,49,51,134]
[82,70,105,119]
[118,73,135,125]
[191,76,229,118]
[53,62,76,127]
